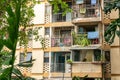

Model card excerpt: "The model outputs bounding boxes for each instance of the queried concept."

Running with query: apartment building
[15,0,119,80]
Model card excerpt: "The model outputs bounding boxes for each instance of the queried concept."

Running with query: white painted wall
[32,50,44,73]
[31,75,43,80]
[33,3,45,24]
[112,77,120,80]
[111,48,120,74]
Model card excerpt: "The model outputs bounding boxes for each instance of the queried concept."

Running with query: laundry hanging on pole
[87,31,99,39]
[80,8,86,14]
[76,0,84,4]
[91,0,97,5]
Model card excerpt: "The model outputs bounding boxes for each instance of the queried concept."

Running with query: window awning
[70,45,101,50]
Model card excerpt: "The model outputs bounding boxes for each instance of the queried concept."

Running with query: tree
[0,0,70,79]
[104,0,120,44]
[0,0,37,79]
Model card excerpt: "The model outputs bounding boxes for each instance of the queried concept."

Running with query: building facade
[15,0,119,80]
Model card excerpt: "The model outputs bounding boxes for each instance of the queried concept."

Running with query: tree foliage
[104,0,120,44]
[49,0,71,16]
[0,0,38,79]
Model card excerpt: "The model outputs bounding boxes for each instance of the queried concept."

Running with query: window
[26,52,32,61]
[20,53,24,63]
[19,52,32,63]
[105,51,110,62]
[73,50,80,61]
[73,50,93,62]
[44,52,49,63]
[94,50,101,61]
[45,28,50,36]
[45,5,51,15]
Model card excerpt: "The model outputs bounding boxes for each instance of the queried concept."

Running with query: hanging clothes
[80,7,86,14]
[91,0,97,5]
[51,38,55,47]
[87,31,99,39]
[76,0,84,4]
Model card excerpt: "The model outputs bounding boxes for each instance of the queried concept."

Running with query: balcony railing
[73,32,99,45]
[52,13,72,22]
[43,63,71,73]
[72,62,102,73]
[72,4,100,19]
[51,37,72,47]
[51,63,65,72]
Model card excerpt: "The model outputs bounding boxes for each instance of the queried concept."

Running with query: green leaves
[0,0,36,79]
[104,0,120,14]
[72,32,90,46]
[116,30,120,37]
[17,59,35,67]
[104,18,120,44]
[12,67,24,79]
[0,67,11,80]
[116,2,120,8]
[50,0,71,16]
[0,39,3,51]
[104,0,120,44]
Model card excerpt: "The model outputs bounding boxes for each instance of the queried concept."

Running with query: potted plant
[67,59,73,64]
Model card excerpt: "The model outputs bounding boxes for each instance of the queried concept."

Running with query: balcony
[72,62,102,77]
[43,63,71,73]
[72,4,101,23]
[51,37,72,47]
[43,62,102,78]
[73,32,100,46]
[52,12,72,22]
[51,63,65,72]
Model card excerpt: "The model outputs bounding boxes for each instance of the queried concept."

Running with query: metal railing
[51,37,72,47]
[52,13,66,22]
[73,32,100,45]
[72,4,100,19]
[52,12,72,22]
[51,63,65,72]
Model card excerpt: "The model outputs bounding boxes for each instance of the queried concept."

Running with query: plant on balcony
[72,31,91,46]
[80,37,91,47]
[67,59,73,64]
[72,75,88,80]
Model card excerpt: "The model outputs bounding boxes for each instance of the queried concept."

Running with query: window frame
[44,52,49,63]
[19,52,32,63]
[45,27,50,36]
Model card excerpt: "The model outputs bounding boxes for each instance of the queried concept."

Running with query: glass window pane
[44,58,49,63]
[73,50,80,61]
[45,28,50,35]
[44,52,49,57]
[20,53,24,63]
[94,50,101,61]
[26,52,32,61]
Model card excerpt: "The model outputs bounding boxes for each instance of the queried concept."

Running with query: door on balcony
[51,52,71,72]
[51,52,65,72]
[58,55,65,72]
